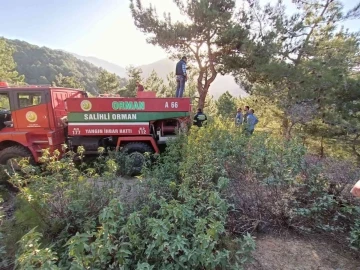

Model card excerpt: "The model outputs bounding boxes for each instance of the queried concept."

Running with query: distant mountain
[138,59,174,80]
[72,56,248,99]
[72,53,127,78]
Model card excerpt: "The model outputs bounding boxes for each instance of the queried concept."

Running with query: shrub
[291,155,360,249]
[1,196,46,265]
[16,228,59,270]
[177,120,360,251]
[4,146,124,261]
[8,117,360,268]
[0,195,8,268]
[13,124,256,269]
[15,184,255,269]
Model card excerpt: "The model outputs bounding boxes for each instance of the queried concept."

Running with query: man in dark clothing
[136,81,144,92]
[175,56,187,97]
[243,105,250,123]
[193,108,207,127]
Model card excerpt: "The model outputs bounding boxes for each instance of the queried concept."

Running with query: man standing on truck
[175,56,187,97]
[193,108,207,127]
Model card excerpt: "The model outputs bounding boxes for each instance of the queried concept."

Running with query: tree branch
[295,0,332,65]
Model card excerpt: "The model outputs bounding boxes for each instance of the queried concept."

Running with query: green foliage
[216,91,237,118]
[219,0,360,157]
[145,70,167,93]
[235,95,282,133]
[52,73,85,89]
[1,197,46,263]
[120,66,142,97]
[0,195,8,268]
[288,156,360,249]
[350,218,360,250]
[130,0,250,108]
[62,192,254,269]
[221,0,360,154]
[0,38,25,83]
[9,125,257,269]
[5,117,360,268]
[4,38,127,95]
[96,69,121,94]
[16,228,59,270]
[3,147,128,261]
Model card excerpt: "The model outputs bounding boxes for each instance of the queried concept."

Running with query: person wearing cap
[175,56,188,97]
[136,81,144,92]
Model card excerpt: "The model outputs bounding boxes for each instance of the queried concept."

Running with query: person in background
[243,105,250,123]
[193,108,207,127]
[246,109,258,135]
[351,180,360,197]
[235,108,243,126]
[136,81,144,92]
[175,56,187,97]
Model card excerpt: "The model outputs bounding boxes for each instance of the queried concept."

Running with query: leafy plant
[0,195,9,268]
[11,124,257,269]
[16,228,59,270]
[4,147,125,260]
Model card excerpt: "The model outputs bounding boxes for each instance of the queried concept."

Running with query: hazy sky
[0,0,358,67]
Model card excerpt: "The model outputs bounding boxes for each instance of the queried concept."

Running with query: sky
[0,0,359,67]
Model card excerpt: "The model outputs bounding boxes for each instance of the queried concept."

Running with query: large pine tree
[130,0,250,109]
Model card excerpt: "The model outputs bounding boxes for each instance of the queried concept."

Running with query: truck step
[33,140,48,144]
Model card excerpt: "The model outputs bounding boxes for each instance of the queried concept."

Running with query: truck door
[12,90,50,130]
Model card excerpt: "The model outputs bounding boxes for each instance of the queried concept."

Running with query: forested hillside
[3,38,110,95]
[1,0,360,269]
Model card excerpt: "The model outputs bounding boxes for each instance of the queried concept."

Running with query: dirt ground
[246,232,360,270]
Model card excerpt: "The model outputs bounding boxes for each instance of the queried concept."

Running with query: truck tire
[0,146,34,176]
[121,142,154,176]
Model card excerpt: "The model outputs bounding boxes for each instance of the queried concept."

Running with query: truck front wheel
[0,146,34,176]
[121,142,154,176]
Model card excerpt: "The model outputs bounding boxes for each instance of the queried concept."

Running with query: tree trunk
[196,73,210,110]
[197,89,208,110]
[281,116,289,137]
[352,135,360,164]
[320,136,325,158]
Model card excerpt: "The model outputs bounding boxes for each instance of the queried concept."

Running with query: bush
[217,122,360,249]
[2,146,124,263]
[291,155,360,249]
[1,196,46,265]
[5,118,360,268]
[0,195,8,268]
[12,126,256,269]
